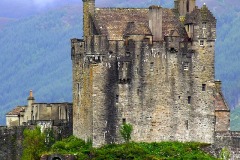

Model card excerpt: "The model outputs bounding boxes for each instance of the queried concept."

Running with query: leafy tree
[120,123,133,143]
[22,127,47,160]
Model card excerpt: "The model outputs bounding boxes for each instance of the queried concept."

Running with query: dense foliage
[48,136,218,160]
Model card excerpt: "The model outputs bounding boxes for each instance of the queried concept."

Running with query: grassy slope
[48,136,218,160]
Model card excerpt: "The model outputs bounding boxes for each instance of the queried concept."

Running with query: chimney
[149,5,162,41]
[215,81,222,93]
[83,0,95,37]
[174,0,178,10]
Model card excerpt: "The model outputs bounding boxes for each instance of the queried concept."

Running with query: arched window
[186,0,190,12]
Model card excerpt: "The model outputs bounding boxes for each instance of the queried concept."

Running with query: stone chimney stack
[215,81,222,93]
[27,90,35,107]
[83,0,95,37]
[149,5,162,41]
[174,0,178,10]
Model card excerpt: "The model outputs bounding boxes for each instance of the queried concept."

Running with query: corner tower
[83,0,95,37]
[175,0,196,16]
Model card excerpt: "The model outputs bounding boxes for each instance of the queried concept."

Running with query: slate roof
[124,22,152,36]
[215,92,230,111]
[6,106,26,116]
[94,8,187,40]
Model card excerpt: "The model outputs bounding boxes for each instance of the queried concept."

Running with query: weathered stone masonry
[70,0,240,159]
[72,0,220,146]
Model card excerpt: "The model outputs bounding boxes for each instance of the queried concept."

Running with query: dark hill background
[1,0,240,130]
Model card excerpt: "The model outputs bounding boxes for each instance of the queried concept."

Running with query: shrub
[120,123,133,143]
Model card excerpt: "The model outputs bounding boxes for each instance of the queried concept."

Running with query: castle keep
[71,0,230,147]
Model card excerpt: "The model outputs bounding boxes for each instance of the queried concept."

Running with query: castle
[3,0,240,159]
[71,0,230,147]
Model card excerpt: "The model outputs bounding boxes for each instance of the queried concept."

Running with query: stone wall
[0,126,25,160]
[0,124,72,160]
[213,132,240,160]
[72,31,216,146]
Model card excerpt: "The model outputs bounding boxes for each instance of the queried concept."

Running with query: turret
[176,0,196,16]
[27,90,35,107]
[83,0,95,38]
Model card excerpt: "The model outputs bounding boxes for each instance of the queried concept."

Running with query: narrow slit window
[186,0,190,12]
[188,96,191,104]
[77,83,80,106]
[186,120,189,130]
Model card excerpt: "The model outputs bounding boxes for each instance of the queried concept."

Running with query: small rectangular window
[188,96,191,104]
[202,84,206,91]
[116,95,119,103]
[122,118,126,124]
[200,40,204,46]
[150,62,154,71]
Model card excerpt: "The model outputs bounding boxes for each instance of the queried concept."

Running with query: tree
[22,127,47,160]
[120,123,133,143]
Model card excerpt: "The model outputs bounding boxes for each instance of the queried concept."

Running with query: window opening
[150,62,154,71]
[188,96,191,104]
[122,118,126,124]
[200,40,204,46]
[77,83,80,106]
[186,0,190,12]
[116,95,119,103]
[202,84,206,91]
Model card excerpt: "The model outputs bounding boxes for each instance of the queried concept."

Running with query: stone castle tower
[71,0,225,147]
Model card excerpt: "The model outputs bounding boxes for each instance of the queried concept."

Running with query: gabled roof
[6,106,26,116]
[94,7,187,40]
[215,90,230,112]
